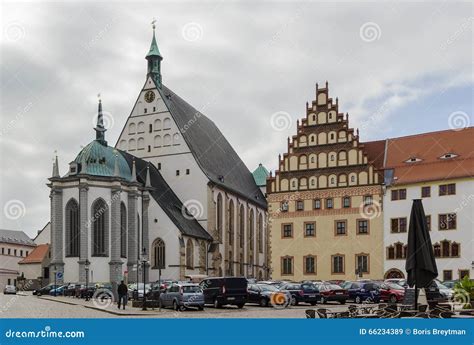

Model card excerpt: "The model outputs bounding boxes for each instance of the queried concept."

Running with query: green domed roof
[74,140,132,181]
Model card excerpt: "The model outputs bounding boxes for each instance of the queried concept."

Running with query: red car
[319,284,348,304]
[379,282,405,303]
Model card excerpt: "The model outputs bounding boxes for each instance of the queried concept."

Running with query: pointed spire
[114,151,120,177]
[94,96,107,146]
[146,19,163,87]
[131,159,137,182]
[52,151,59,178]
[145,164,151,188]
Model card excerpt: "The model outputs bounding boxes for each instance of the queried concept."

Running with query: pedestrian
[117,280,128,310]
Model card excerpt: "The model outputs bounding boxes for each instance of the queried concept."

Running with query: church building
[48,25,269,286]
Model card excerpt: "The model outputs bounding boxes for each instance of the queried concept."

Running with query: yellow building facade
[267,83,384,281]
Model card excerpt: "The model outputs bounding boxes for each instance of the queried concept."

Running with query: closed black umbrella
[405,199,438,309]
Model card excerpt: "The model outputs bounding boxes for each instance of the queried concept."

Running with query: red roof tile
[18,244,49,264]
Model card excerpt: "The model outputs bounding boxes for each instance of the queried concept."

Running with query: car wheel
[173,300,180,311]
[355,296,361,304]
[290,297,298,306]
[213,299,222,308]
[389,295,397,303]
[259,298,268,307]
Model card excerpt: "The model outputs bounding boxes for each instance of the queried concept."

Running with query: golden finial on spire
[151,18,157,30]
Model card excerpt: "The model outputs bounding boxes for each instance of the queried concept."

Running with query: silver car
[3,285,16,294]
[159,283,204,311]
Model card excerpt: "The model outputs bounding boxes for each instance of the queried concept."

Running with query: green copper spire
[146,19,163,87]
[94,96,107,146]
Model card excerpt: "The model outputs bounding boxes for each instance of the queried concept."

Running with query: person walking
[117,281,128,310]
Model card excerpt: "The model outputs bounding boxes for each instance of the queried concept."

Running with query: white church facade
[48,26,269,287]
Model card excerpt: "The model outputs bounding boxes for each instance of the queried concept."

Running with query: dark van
[200,277,248,308]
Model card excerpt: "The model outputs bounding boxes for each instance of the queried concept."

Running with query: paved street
[0,292,351,318]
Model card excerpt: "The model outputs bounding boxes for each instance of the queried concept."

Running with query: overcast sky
[1,1,472,238]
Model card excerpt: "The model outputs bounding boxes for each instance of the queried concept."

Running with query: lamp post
[141,248,148,311]
[53,265,57,297]
[85,260,90,301]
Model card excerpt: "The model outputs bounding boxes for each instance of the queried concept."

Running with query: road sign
[56,272,63,280]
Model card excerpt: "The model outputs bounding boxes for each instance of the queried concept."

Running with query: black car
[33,284,60,296]
[200,277,248,308]
[279,282,320,306]
[247,283,291,307]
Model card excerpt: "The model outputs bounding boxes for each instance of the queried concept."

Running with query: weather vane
[151,18,157,30]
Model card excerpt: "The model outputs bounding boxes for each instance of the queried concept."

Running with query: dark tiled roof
[0,229,35,246]
[362,139,386,169]
[120,151,213,241]
[158,84,267,209]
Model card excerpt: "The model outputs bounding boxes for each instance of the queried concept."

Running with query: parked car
[64,283,80,297]
[78,284,96,299]
[129,283,151,300]
[384,278,407,287]
[33,284,60,296]
[49,284,68,296]
[442,280,458,289]
[318,284,348,304]
[3,285,17,295]
[279,282,320,306]
[200,277,248,308]
[159,283,204,311]
[147,282,166,300]
[433,279,453,300]
[246,278,257,284]
[379,282,405,303]
[247,283,291,307]
[342,281,380,303]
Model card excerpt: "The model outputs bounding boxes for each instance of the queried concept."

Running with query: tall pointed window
[120,202,127,258]
[65,199,80,257]
[239,205,245,248]
[152,238,165,269]
[216,193,223,242]
[228,200,234,246]
[92,198,109,256]
[186,239,194,268]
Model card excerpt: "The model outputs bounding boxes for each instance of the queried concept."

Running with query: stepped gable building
[267,82,384,281]
[48,25,269,288]
[382,128,474,281]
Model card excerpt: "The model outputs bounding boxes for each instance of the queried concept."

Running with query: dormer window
[405,157,422,163]
[440,153,458,160]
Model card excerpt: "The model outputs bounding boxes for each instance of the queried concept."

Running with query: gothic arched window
[239,205,245,248]
[152,238,165,269]
[258,213,263,254]
[120,202,127,258]
[216,193,223,241]
[65,199,80,257]
[228,200,234,246]
[186,239,194,268]
[92,198,109,256]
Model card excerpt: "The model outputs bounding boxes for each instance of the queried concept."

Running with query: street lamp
[141,248,148,311]
[53,265,57,297]
[85,260,90,301]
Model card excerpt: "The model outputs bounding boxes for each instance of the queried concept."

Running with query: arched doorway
[384,268,405,279]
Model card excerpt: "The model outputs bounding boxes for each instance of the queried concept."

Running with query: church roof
[252,164,269,187]
[0,229,35,246]
[121,151,213,241]
[73,140,132,181]
[157,84,267,209]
